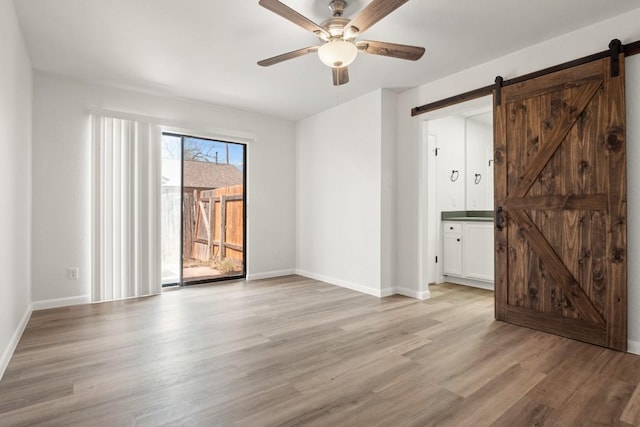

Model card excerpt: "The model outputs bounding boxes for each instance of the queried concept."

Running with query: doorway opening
[161,133,246,286]
[421,95,494,293]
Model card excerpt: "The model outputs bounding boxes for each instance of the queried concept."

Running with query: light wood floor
[2,276,640,426]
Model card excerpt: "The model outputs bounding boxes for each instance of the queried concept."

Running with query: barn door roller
[494,76,504,106]
[609,38,622,78]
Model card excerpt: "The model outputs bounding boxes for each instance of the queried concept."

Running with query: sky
[162,134,245,170]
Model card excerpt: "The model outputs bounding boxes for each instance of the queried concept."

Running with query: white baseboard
[380,287,396,297]
[628,340,640,355]
[395,286,431,300]
[0,304,32,381]
[294,270,434,300]
[32,295,91,311]
[246,269,296,281]
[296,269,385,298]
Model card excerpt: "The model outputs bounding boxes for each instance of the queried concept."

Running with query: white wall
[296,89,397,297]
[0,0,33,377]
[625,55,640,353]
[380,90,398,294]
[430,116,466,212]
[396,9,640,352]
[31,72,296,304]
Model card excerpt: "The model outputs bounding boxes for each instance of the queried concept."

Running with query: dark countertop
[441,210,494,222]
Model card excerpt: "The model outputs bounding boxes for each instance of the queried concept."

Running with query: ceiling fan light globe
[318,40,358,68]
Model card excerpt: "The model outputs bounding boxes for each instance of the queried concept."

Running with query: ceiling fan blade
[332,67,350,86]
[259,0,329,38]
[356,40,425,61]
[345,0,409,36]
[258,46,319,67]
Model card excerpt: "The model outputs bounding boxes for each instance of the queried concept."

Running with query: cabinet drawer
[443,222,462,234]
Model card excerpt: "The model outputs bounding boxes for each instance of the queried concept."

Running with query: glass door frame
[162,132,247,287]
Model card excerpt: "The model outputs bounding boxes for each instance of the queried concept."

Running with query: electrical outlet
[68,267,79,280]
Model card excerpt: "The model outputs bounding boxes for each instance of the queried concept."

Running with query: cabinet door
[463,223,494,281]
[443,234,463,276]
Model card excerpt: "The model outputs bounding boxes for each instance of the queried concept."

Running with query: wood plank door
[494,54,627,351]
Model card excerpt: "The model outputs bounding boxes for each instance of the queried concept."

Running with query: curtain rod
[411,39,640,117]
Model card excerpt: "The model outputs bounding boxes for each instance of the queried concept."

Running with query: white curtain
[91,116,162,302]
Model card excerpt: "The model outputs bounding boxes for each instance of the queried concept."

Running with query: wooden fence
[186,185,244,264]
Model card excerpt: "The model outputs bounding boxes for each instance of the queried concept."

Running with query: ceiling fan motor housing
[329,0,348,17]
[320,17,350,38]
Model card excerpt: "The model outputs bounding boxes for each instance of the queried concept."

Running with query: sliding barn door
[494,55,627,351]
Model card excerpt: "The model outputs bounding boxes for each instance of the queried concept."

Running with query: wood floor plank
[423,363,546,427]
[1,277,639,426]
[553,372,635,426]
[373,375,464,427]
[490,396,560,427]
[621,383,640,425]
[526,354,606,410]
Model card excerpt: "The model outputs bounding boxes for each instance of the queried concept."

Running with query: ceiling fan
[257,0,425,86]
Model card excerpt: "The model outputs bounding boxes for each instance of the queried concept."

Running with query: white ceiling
[14,0,640,121]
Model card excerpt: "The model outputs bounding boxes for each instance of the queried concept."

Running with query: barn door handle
[496,207,505,231]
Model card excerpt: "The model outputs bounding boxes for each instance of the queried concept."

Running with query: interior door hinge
[435,148,439,156]
[435,256,438,263]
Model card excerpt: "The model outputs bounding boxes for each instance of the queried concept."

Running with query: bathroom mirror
[429,109,494,212]
[465,112,493,210]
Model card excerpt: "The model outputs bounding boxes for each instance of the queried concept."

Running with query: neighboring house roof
[162,159,243,189]
[184,160,243,189]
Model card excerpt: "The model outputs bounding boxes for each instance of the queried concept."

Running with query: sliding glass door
[160,133,246,286]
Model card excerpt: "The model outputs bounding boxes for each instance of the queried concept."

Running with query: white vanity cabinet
[442,220,494,288]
